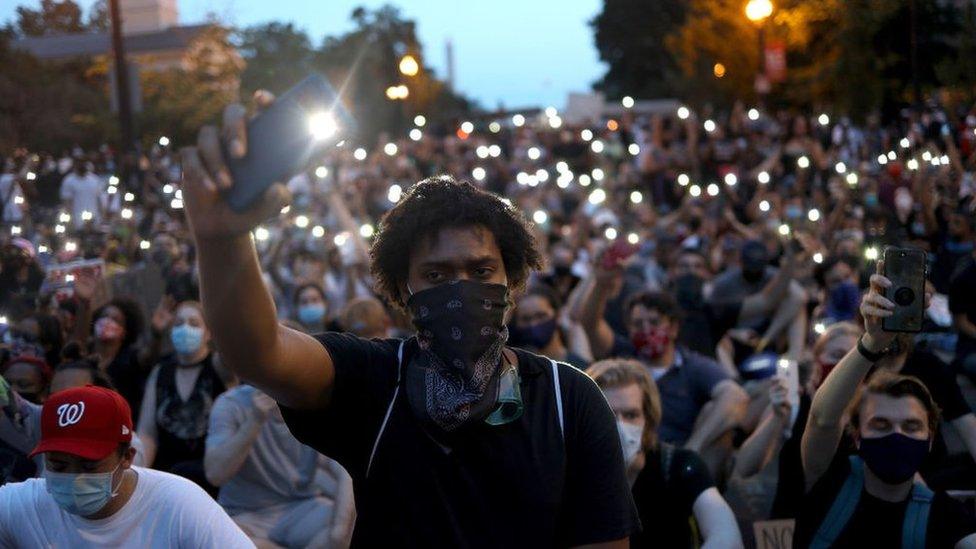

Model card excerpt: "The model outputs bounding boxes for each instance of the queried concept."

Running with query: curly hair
[370,175,543,309]
[93,297,145,349]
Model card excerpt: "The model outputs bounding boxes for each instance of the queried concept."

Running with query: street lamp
[399,54,419,76]
[745,0,773,22]
[745,0,773,101]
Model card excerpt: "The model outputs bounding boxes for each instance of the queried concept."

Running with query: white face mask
[617,420,643,465]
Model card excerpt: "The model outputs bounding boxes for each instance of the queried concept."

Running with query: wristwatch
[856,336,886,363]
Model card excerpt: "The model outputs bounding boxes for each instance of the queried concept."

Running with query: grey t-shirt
[207,385,338,514]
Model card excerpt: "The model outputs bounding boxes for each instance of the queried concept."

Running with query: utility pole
[109,0,135,154]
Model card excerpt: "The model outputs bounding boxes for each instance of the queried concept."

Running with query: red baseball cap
[30,385,133,461]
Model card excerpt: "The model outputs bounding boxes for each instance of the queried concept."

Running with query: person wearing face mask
[795,263,976,548]
[1,359,154,482]
[0,355,50,405]
[0,385,252,546]
[574,285,748,477]
[137,301,231,495]
[510,285,589,369]
[292,282,330,333]
[870,333,976,491]
[815,255,862,323]
[587,359,743,549]
[730,322,861,522]
[79,295,167,423]
[182,114,639,549]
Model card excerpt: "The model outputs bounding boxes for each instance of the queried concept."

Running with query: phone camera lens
[894,287,915,306]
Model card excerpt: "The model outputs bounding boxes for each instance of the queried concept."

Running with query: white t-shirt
[59,172,105,227]
[0,467,254,548]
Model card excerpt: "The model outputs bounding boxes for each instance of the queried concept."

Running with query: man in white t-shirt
[0,385,253,548]
[59,162,104,228]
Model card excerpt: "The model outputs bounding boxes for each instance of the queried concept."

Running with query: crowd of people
[1,95,976,547]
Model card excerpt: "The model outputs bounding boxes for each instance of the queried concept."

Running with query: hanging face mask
[170,324,204,355]
[617,420,643,465]
[631,325,672,362]
[510,318,557,350]
[405,280,511,433]
[858,432,929,484]
[94,318,124,342]
[45,463,123,516]
[298,303,326,326]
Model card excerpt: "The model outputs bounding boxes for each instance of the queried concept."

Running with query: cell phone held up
[881,247,926,333]
[223,74,350,212]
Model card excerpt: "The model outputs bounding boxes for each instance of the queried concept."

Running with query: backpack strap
[901,482,934,549]
[809,455,865,549]
[549,360,564,440]
[366,339,405,479]
[660,443,676,486]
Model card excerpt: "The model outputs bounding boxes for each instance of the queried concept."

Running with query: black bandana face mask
[406,279,511,432]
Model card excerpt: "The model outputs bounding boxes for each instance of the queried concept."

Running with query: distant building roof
[13,24,210,60]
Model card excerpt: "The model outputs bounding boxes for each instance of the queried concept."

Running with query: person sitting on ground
[794,263,976,548]
[137,300,233,494]
[588,358,744,549]
[205,384,355,549]
[1,359,150,479]
[0,386,252,547]
[574,286,748,476]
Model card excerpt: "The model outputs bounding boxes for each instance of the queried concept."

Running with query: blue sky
[3,0,607,109]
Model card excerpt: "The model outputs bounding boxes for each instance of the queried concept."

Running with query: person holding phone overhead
[794,260,976,548]
[178,88,639,547]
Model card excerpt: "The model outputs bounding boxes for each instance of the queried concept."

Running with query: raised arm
[179,93,334,410]
[731,378,791,479]
[567,265,619,360]
[801,263,895,489]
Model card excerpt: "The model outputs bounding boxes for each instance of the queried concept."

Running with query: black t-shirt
[631,445,713,548]
[280,333,639,548]
[794,455,976,548]
[949,258,976,357]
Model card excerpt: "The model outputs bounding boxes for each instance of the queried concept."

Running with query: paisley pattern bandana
[405,280,510,432]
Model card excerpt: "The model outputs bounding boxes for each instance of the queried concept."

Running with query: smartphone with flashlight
[881,247,926,333]
[223,74,350,212]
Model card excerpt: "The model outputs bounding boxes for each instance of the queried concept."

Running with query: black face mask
[742,266,765,284]
[405,280,510,433]
[553,265,572,278]
[859,433,929,484]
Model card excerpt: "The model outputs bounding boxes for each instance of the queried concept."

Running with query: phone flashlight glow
[308,112,338,141]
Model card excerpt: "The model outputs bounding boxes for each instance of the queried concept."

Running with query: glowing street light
[745,0,773,22]
[399,54,419,76]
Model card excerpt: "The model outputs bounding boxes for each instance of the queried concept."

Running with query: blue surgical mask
[170,324,204,355]
[44,464,122,516]
[298,303,326,326]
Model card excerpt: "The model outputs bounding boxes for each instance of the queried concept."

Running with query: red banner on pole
[765,41,787,83]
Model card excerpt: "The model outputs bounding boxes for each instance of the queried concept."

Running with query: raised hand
[180,90,291,241]
[252,390,278,420]
[151,295,177,335]
[73,267,101,304]
[769,376,792,419]
[860,260,896,353]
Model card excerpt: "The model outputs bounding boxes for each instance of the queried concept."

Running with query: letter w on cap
[57,402,86,427]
